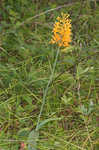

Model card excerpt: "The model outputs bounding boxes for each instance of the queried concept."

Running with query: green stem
[36,47,60,131]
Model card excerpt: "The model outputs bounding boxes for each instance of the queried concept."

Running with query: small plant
[27,12,72,150]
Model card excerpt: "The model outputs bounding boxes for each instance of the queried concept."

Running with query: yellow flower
[50,13,72,48]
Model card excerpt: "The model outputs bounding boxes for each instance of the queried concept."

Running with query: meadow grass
[0,1,99,150]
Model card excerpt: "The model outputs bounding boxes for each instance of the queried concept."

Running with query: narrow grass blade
[27,130,39,150]
[37,117,62,130]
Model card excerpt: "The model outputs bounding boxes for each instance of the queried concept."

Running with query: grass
[0,1,99,150]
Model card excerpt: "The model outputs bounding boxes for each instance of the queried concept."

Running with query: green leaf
[23,96,32,105]
[76,65,89,79]
[61,95,72,105]
[36,117,62,130]
[17,128,30,139]
[62,55,75,66]
[61,46,74,53]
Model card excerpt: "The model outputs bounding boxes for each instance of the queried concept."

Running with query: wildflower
[50,13,72,48]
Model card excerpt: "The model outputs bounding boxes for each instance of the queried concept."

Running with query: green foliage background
[0,0,99,149]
